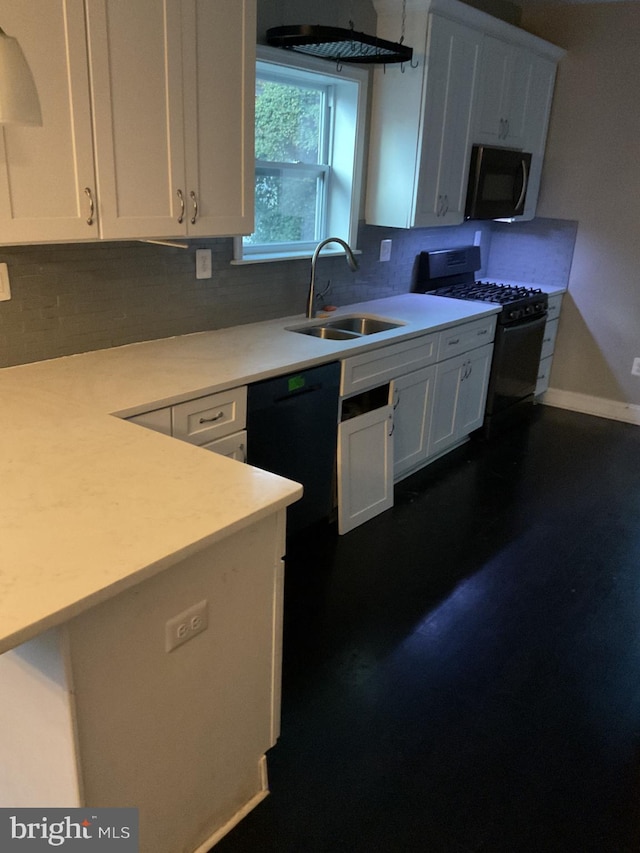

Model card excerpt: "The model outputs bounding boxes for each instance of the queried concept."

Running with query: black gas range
[414,245,548,323]
[414,246,548,437]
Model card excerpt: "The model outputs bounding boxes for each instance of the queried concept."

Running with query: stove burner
[435,280,544,304]
[415,247,548,324]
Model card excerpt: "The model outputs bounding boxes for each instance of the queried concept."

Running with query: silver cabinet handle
[199,411,224,424]
[443,194,449,215]
[437,194,443,217]
[392,388,400,410]
[239,443,246,463]
[84,187,94,226]
[177,189,185,224]
[449,338,460,346]
[389,414,395,437]
[190,190,198,225]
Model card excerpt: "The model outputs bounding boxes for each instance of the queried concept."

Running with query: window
[233,45,368,263]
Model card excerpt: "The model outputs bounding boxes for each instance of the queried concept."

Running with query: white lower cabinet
[390,365,437,481]
[535,293,563,395]
[428,343,494,458]
[338,401,394,535]
[201,430,247,463]
[125,386,248,461]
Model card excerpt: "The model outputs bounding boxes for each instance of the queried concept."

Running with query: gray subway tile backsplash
[0,218,577,368]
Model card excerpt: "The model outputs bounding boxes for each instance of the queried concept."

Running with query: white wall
[521,2,640,406]
[257,0,377,43]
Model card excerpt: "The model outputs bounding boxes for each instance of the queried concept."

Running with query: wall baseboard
[541,388,640,426]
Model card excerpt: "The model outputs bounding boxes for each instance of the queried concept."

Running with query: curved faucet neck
[306,238,357,319]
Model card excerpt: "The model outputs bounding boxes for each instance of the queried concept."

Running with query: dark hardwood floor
[214,405,640,852]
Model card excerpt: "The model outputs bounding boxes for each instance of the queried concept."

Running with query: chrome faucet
[306,237,358,319]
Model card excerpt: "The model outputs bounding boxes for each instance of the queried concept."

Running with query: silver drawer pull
[478,329,488,335]
[199,411,224,424]
[449,338,460,345]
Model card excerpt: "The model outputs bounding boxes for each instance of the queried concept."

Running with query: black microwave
[465,144,532,220]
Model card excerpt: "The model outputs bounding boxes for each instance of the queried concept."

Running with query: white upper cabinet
[0,0,255,245]
[413,16,482,227]
[366,7,481,229]
[366,0,564,229]
[474,36,532,147]
[86,0,255,240]
[85,0,186,240]
[182,0,255,237]
[0,0,98,243]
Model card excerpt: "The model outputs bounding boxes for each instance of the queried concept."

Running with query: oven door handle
[515,158,528,212]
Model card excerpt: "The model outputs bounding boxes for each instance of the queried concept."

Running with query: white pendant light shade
[0,27,42,126]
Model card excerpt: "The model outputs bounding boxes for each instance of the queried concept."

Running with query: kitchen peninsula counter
[0,292,506,853]
[0,293,505,654]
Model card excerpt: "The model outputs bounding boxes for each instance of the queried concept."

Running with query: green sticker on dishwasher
[288,375,305,392]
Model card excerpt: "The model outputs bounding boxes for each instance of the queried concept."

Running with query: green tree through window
[248,78,329,247]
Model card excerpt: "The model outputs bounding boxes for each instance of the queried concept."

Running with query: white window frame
[232,44,369,264]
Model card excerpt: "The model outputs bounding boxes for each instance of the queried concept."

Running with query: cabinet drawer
[341,334,438,397]
[437,315,496,361]
[172,387,247,445]
[540,318,559,360]
[201,430,247,462]
[546,294,563,322]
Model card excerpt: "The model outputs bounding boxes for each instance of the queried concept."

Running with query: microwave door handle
[515,158,528,212]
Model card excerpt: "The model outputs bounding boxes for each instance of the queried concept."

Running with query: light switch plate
[0,263,11,301]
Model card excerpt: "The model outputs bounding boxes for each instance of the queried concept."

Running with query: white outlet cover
[379,239,392,262]
[195,249,212,280]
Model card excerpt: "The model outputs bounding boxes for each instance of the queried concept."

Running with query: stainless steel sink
[288,314,404,340]
[300,326,361,340]
[322,316,402,335]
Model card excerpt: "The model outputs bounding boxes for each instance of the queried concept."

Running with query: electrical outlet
[165,600,209,652]
[195,249,212,280]
[0,263,11,301]
[379,239,392,262]
[632,358,640,377]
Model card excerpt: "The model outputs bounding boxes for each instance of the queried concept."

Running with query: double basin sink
[288,314,404,341]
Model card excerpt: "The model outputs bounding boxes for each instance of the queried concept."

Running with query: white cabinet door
[366,11,481,229]
[201,431,248,463]
[86,0,186,239]
[474,36,532,147]
[414,15,482,227]
[521,55,557,220]
[429,343,493,457]
[390,365,436,481]
[429,354,465,458]
[0,0,97,244]
[182,0,255,237]
[86,0,254,240]
[338,405,394,534]
[456,343,493,436]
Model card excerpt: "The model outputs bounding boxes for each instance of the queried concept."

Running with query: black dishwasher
[247,361,341,537]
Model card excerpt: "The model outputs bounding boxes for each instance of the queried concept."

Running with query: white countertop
[0,293,500,654]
